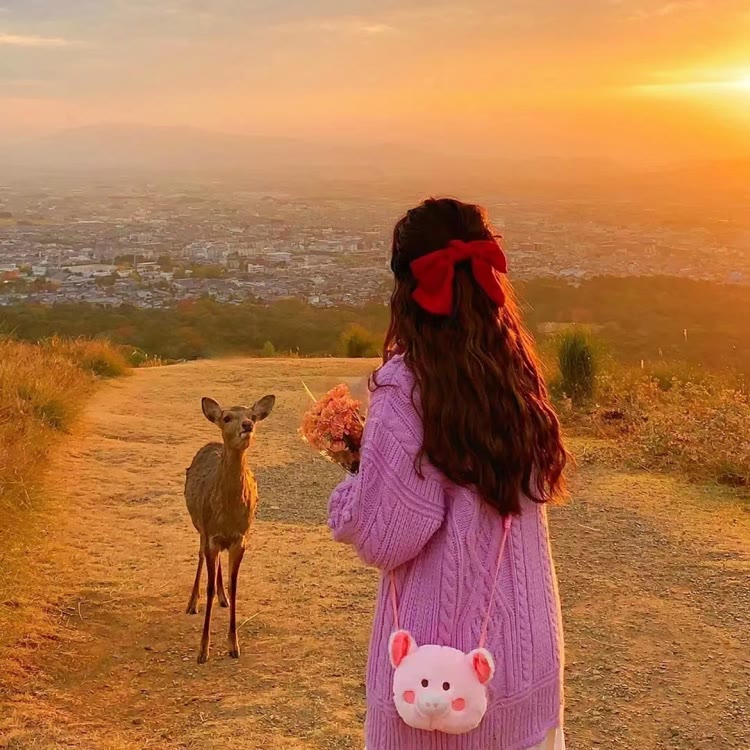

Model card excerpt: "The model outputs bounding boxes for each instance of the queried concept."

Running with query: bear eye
[442,682,451,691]
[421,679,429,688]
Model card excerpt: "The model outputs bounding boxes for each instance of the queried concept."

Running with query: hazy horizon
[1,0,749,168]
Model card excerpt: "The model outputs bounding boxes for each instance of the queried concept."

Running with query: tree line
[1,276,749,373]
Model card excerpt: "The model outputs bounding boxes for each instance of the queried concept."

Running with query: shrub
[261,341,276,358]
[647,361,708,392]
[340,324,380,358]
[46,336,131,378]
[124,346,152,367]
[555,330,598,405]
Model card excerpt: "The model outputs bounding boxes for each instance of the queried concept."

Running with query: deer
[184,394,275,664]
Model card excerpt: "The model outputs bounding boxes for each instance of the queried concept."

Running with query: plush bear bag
[388,516,512,735]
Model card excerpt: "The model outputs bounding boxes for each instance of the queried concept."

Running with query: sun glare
[713,72,750,92]
[633,68,750,98]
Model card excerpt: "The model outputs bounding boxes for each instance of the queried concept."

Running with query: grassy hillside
[546,331,750,491]
[0,337,131,651]
[0,337,130,522]
[0,337,133,689]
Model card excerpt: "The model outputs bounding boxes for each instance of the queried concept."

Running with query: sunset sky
[1,0,749,164]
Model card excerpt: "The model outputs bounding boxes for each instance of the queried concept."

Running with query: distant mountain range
[0,124,627,183]
[0,125,420,176]
[646,158,750,192]
[1,124,747,198]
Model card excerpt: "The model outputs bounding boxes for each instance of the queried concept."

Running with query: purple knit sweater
[328,356,564,750]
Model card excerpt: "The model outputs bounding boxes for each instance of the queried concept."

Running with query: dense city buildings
[1,179,748,309]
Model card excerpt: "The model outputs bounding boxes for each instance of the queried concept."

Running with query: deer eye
[223,415,232,424]
[421,679,429,688]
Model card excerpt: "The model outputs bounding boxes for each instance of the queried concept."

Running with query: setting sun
[634,68,750,96]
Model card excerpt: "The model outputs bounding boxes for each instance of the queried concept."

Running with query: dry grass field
[1,358,748,749]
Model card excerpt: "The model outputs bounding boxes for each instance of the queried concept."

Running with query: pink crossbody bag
[387,516,512,734]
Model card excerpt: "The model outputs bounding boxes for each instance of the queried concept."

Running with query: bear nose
[419,694,448,715]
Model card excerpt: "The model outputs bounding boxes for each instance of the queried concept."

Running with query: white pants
[365,727,565,750]
[532,728,565,750]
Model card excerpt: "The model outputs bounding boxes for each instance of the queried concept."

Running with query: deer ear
[389,630,417,668]
[467,648,495,685]
[201,397,222,424]
[252,395,275,421]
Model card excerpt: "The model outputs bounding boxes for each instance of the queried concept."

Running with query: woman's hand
[349,376,371,411]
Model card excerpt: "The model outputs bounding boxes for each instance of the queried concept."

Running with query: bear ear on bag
[389,630,417,667]
[467,648,495,685]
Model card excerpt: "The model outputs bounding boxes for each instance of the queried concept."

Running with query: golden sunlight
[634,68,750,97]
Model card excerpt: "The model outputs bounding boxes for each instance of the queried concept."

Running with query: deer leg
[197,543,217,664]
[216,555,229,608]
[185,545,204,615]
[227,543,245,658]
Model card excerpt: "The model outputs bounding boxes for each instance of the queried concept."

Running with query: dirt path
[1,359,748,750]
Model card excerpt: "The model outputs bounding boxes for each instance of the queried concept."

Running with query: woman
[328,197,567,749]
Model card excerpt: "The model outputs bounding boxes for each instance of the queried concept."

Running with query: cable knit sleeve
[327,364,446,571]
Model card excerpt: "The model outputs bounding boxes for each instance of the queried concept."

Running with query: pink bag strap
[389,515,512,650]
[389,573,400,631]
[479,515,512,649]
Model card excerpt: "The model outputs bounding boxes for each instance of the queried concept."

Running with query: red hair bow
[410,239,508,316]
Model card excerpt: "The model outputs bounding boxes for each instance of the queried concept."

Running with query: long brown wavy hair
[375,197,567,516]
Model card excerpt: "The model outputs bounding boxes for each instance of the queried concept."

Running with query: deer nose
[241,421,253,432]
